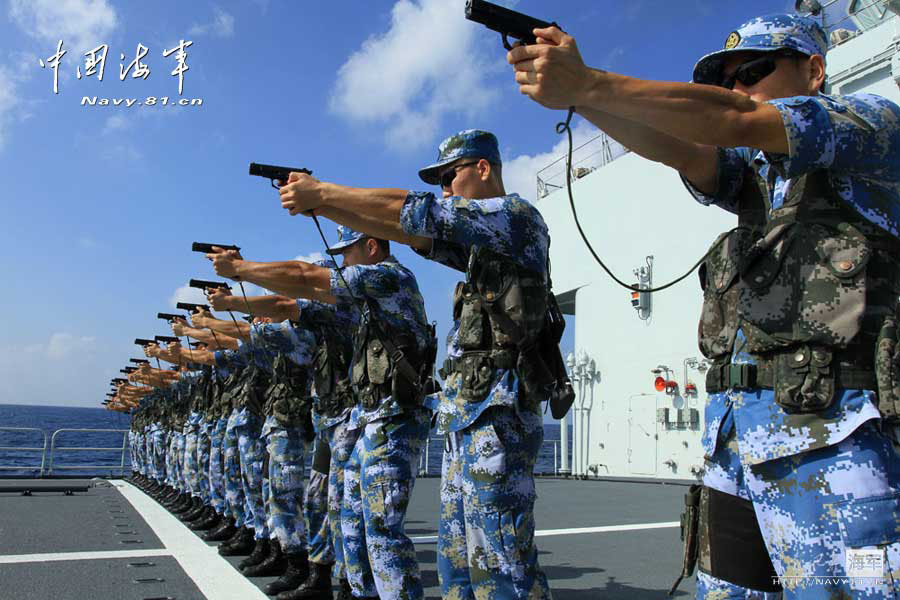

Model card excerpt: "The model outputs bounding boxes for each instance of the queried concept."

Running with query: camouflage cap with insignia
[418,129,502,185]
[692,13,827,86]
[326,225,366,255]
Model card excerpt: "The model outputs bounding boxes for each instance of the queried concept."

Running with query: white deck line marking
[409,520,680,544]
[0,549,171,564]
[114,480,269,600]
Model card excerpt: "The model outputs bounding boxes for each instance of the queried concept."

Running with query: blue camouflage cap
[692,14,827,86]
[326,225,366,255]
[418,129,502,185]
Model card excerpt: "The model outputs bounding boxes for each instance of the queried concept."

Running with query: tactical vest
[441,247,553,410]
[351,299,436,411]
[263,352,314,438]
[235,364,268,415]
[218,367,245,415]
[312,331,354,418]
[700,167,900,412]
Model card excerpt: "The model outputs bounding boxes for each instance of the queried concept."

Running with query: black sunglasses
[439,161,480,188]
[720,50,803,90]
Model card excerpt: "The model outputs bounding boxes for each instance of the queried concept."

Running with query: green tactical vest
[312,333,354,418]
[263,352,314,438]
[699,165,900,411]
[448,247,552,410]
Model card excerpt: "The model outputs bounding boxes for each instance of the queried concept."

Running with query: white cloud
[0,67,18,149]
[294,252,325,265]
[19,332,97,360]
[9,0,118,53]
[77,235,99,248]
[101,113,129,134]
[329,0,500,150]
[169,283,209,308]
[188,7,235,38]
[503,119,603,202]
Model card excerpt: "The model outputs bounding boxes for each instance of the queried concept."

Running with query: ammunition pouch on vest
[233,364,267,416]
[263,353,314,434]
[876,314,900,423]
[312,336,355,418]
[219,368,244,415]
[351,306,436,411]
[698,169,900,412]
[445,247,573,416]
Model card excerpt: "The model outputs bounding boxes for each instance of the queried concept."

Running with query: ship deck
[0,476,695,599]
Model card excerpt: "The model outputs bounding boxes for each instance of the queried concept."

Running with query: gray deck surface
[0,478,163,554]
[0,476,697,599]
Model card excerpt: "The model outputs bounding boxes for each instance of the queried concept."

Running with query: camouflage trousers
[175,432,187,491]
[197,420,212,504]
[261,417,308,553]
[438,406,552,600]
[224,410,248,526]
[305,430,335,566]
[184,426,200,497]
[151,429,167,482]
[209,417,228,514]
[699,390,900,599]
[236,414,268,539]
[342,409,430,600]
[328,416,358,580]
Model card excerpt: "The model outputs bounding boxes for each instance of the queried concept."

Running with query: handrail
[47,428,130,477]
[0,427,48,474]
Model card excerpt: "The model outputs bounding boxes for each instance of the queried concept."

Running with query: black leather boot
[203,518,237,542]
[244,540,288,577]
[274,559,331,599]
[181,501,207,522]
[238,538,270,570]
[190,509,221,531]
[173,496,199,514]
[332,579,352,600]
[218,527,255,556]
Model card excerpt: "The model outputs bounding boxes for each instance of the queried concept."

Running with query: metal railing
[417,437,564,477]
[535,131,630,200]
[0,427,48,474]
[47,429,130,476]
[0,428,129,477]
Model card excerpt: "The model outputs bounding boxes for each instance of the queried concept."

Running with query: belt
[439,349,518,380]
[705,358,876,393]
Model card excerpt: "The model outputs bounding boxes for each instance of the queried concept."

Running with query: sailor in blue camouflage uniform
[297,287,357,600]
[507,12,900,599]
[216,345,257,554]
[208,229,434,600]
[276,131,554,599]
[246,318,317,582]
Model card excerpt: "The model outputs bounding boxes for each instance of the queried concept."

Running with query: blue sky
[0,0,834,408]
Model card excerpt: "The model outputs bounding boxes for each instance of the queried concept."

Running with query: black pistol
[134,338,156,346]
[465,0,557,50]
[176,302,211,313]
[112,378,128,384]
[249,162,312,188]
[120,368,136,374]
[192,242,241,254]
[189,279,232,291]
[157,312,183,322]
[155,335,181,344]
[129,358,150,365]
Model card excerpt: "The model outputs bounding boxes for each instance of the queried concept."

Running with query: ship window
[848,0,898,30]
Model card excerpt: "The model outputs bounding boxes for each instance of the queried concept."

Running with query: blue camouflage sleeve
[681,147,750,214]
[330,264,398,303]
[400,190,549,274]
[766,93,900,179]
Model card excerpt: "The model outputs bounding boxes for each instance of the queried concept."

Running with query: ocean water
[0,404,570,477]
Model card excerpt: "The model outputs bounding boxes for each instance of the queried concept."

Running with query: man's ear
[808,54,826,94]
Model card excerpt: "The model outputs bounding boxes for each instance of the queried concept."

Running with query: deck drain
[108,509,124,513]
[111,516,128,520]
[133,577,165,583]
[116,531,137,535]
[120,539,144,544]
[127,562,157,568]
[142,597,175,600]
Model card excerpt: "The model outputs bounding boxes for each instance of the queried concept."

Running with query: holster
[669,484,702,595]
